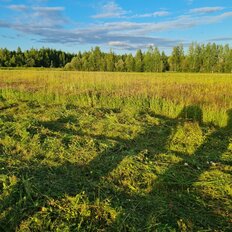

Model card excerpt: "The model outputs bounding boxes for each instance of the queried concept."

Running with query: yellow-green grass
[1,70,232,126]
[0,70,232,231]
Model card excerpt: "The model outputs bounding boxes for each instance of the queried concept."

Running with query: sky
[0,0,232,53]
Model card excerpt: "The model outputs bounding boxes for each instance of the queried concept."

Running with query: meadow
[0,70,232,231]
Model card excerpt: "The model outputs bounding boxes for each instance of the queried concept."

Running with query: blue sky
[0,0,232,53]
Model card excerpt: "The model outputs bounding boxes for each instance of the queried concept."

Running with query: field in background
[1,70,232,126]
[0,70,232,231]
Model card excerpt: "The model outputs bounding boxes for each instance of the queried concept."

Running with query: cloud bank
[0,1,231,51]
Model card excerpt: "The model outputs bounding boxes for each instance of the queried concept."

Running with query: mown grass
[0,70,232,231]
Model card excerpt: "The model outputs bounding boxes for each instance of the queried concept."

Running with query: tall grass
[1,70,232,231]
[0,70,232,126]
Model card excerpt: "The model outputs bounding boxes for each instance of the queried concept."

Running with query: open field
[0,70,232,231]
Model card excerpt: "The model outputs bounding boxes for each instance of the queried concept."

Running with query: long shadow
[0,106,231,231]
[155,108,232,229]
[0,108,175,231]
[112,107,232,231]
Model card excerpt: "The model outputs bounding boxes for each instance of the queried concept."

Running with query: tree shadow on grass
[113,108,232,231]
[0,106,231,231]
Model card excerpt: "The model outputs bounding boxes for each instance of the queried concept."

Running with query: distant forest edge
[1,43,232,73]
[0,47,74,68]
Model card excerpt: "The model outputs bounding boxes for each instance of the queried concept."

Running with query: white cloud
[6,5,67,28]
[131,11,170,18]
[32,7,65,12]
[7,4,28,11]
[208,37,232,42]
[190,7,224,14]
[93,12,232,35]
[108,41,127,46]
[92,1,128,19]
[92,1,169,19]
[153,11,170,17]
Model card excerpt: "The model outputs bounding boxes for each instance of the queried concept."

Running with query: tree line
[65,43,232,73]
[1,43,232,72]
[0,47,74,68]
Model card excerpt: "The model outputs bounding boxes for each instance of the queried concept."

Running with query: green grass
[0,70,232,231]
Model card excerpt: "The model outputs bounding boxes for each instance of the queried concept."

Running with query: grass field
[0,70,232,231]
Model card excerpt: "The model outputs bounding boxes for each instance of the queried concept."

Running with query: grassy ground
[0,70,232,231]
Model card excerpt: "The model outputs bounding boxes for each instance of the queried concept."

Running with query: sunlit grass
[0,70,231,231]
[1,70,232,126]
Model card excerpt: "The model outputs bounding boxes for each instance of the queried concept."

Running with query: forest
[0,47,74,68]
[1,43,232,73]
